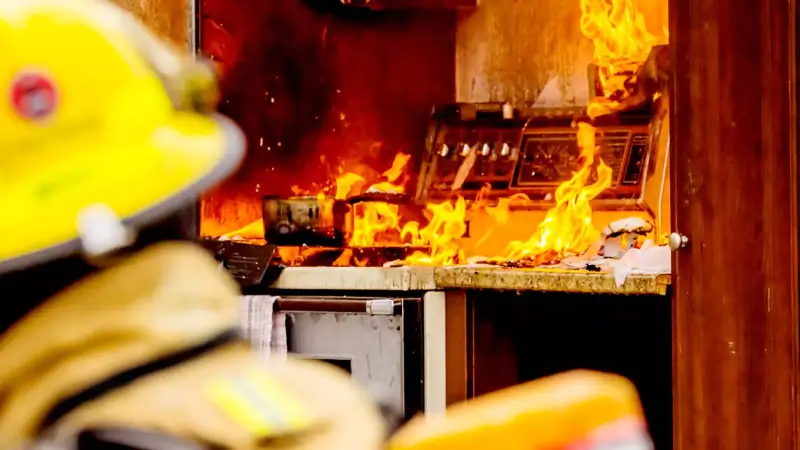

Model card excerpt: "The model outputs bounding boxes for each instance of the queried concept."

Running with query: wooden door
[670,0,799,448]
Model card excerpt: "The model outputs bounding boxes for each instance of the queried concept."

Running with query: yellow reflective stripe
[205,371,312,438]
[245,371,312,430]
[206,379,275,436]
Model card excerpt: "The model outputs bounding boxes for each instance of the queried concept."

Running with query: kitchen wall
[455,0,595,106]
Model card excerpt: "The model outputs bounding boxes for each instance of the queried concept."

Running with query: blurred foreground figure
[0,0,384,448]
[389,370,653,450]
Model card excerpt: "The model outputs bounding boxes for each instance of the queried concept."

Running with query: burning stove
[417,105,658,214]
[417,47,671,240]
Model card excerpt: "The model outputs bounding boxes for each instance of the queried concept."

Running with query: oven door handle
[274,298,400,315]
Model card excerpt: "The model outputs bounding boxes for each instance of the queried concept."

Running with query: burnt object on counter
[199,240,282,287]
[263,196,351,247]
[263,193,412,248]
[588,44,671,115]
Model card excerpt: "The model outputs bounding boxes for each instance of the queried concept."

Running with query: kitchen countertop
[268,266,671,295]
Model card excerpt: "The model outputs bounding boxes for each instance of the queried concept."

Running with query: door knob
[668,232,689,251]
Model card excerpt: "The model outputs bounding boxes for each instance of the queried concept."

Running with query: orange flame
[492,123,613,265]
[349,153,410,247]
[400,197,468,266]
[335,173,366,199]
[581,0,668,118]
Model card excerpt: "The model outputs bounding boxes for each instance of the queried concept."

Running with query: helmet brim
[0,113,246,274]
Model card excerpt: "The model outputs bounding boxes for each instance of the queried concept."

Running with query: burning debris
[580,0,668,119]
[598,217,654,258]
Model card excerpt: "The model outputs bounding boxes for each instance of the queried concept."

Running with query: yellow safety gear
[0,242,385,449]
[387,370,651,450]
[0,0,245,273]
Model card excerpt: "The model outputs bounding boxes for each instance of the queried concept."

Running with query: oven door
[275,296,423,419]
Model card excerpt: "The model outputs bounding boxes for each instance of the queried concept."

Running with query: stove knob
[460,143,472,157]
[500,142,511,157]
[480,143,492,157]
[439,143,450,157]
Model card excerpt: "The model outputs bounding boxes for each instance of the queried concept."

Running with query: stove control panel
[415,103,663,215]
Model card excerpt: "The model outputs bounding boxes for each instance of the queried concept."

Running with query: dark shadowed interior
[199,0,456,232]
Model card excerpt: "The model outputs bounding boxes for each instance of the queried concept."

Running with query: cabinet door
[670,0,799,448]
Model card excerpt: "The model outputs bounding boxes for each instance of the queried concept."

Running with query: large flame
[399,197,468,266]
[581,0,668,118]
[493,123,612,265]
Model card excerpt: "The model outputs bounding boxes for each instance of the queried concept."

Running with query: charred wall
[455,0,594,106]
[199,1,457,235]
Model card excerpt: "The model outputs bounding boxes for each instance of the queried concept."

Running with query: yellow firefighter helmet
[0,0,245,273]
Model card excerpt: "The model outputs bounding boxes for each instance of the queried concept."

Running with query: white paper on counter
[606,241,671,287]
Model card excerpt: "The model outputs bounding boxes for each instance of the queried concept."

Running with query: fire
[348,153,409,247]
[580,0,668,118]
[207,0,664,268]
[286,151,469,265]
[490,124,613,266]
[335,173,366,199]
[396,0,660,267]
[399,197,468,266]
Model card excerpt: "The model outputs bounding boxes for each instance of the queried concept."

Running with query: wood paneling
[670,0,799,447]
[112,0,189,45]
